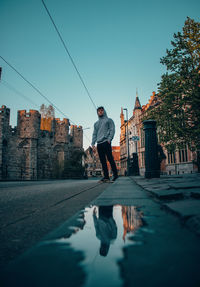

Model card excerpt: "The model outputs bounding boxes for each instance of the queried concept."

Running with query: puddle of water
[2,205,146,287]
[50,205,145,287]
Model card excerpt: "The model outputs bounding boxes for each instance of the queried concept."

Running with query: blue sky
[0,0,199,148]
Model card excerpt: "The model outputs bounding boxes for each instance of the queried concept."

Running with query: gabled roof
[134,96,142,110]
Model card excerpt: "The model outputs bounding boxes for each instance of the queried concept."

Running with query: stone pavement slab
[169,182,200,189]
[191,189,200,198]
[93,177,148,206]
[165,199,200,217]
[132,173,200,200]
[164,199,200,236]
[148,188,184,199]
[132,173,200,236]
[132,173,200,188]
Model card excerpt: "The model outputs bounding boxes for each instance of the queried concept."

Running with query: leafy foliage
[147,17,200,152]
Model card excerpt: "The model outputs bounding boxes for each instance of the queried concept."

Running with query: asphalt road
[2,177,200,287]
[0,179,108,268]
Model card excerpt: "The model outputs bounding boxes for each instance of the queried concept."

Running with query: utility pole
[123,108,130,176]
[143,119,160,178]
[0,67,2,81]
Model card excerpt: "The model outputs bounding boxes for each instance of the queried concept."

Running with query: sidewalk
[1,176,200,287]
[131,173,200,236]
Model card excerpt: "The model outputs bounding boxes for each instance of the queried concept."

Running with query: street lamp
[123,108,130,176]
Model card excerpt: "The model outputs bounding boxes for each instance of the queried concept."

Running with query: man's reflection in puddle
[93,206,117,257]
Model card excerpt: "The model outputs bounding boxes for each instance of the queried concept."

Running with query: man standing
[92,106,118,182]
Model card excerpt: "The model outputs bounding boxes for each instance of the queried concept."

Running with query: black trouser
[97,141,118,179]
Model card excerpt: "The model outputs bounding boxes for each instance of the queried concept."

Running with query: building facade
[0,105,83,180]
[84,147,103,177]
[84,145,120,177]
[107,146,121,176]
[120,93,199,176]
[120,95,141,176]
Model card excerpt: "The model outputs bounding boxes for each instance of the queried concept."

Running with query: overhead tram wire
[0,57,92,146]
[0,55,76,125]
[2,79,40,109]
[41,0,97,111]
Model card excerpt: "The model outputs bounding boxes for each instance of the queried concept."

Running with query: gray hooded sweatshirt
[92,108,115,146]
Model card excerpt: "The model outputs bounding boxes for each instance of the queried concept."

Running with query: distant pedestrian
[92,106,118,182]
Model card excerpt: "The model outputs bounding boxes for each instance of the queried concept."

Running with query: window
[141,152,145,167]
[140,128,145,147]
[167,152,176,164]
[179,148,188,163]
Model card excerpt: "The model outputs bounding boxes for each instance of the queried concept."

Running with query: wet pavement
[132,173,200,236]
[0,179,109,268]
[1,177,200,287]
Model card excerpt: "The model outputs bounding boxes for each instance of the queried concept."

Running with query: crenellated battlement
[17,109,41,139]
[0,105,83,180]
[18,109,41,118]
[0,105,10,115]
[70,125,82,130]
[54,118,70,143]
[0,105,11,135]
[55,118,70,125]
[70,125,83,148]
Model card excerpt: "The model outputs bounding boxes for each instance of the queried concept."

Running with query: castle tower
[70,125,83,149]
[54,118,70,143]
[40,117,54,132]
[17,109,41,139]
[0,105,10,180]
[17,110,41,180]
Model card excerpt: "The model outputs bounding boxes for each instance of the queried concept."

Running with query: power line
[0,57,91,146]
[0,55,76,125]
[2,79,40,109]
[41,0,97,110]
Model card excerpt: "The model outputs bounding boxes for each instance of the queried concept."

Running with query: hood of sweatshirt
[91,107,115,145]
[97,107,108,119]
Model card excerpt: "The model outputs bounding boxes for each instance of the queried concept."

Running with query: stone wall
[0,105,83,180]
[70,125,83,149]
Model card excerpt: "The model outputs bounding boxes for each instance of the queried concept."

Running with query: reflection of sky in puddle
[55,205,144,287]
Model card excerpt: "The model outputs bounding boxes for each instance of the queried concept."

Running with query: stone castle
[0,105,83,180]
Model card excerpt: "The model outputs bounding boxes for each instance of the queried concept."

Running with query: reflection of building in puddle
[121,206,143,241]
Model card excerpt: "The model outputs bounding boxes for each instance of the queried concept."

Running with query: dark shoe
[100,177,110,183]
[111,175,118,182]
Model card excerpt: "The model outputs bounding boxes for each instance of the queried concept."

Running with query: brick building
[84,147,103,177]
[0,105,83,180]
[120,93,199,176]
[107,146,121,176]
[84,145,120,177]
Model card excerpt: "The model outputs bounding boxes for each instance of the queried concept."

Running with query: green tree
[148,17,200,155]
